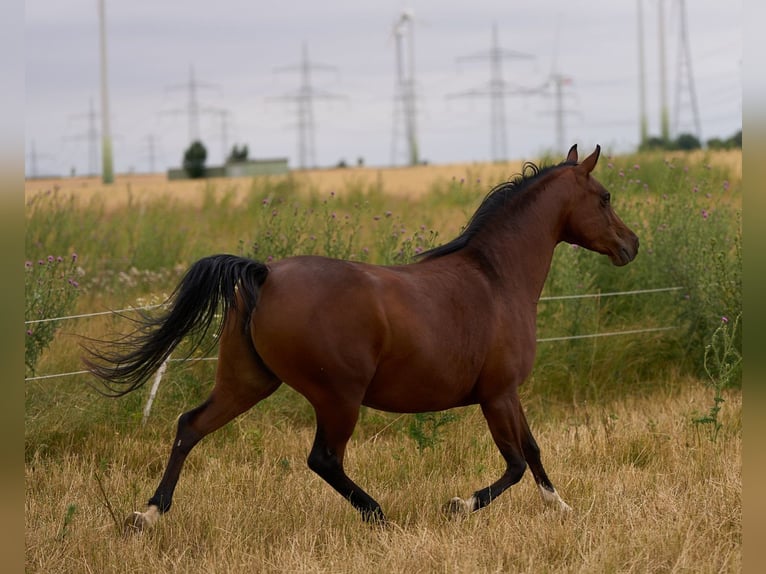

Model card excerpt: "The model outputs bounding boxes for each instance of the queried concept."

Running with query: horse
[85,144,638,532]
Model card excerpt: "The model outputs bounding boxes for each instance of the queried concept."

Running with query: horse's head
[560,144,639,266]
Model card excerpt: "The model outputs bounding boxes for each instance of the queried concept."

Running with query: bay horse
[86,144,638,532]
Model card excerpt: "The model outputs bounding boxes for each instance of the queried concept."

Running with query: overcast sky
[25,0,742,177]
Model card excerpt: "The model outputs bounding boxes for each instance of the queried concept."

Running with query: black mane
[418,159,575,260]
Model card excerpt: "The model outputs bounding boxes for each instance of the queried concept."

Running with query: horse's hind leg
[518,407,572,512]
[307,403,385,523]
[125,312,281,534]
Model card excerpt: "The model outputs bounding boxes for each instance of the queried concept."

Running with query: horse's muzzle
[612,234,639,266]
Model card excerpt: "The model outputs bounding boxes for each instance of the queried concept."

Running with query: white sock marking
[538,485,572,512]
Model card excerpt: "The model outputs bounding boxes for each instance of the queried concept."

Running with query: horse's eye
[601,192,611,206]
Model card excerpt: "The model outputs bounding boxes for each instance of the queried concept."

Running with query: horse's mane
[418,159,576,260]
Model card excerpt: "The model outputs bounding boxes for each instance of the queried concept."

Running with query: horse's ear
[566,144,578,163]
[577,145,601,175]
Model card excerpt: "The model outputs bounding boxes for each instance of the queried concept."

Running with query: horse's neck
[472,188,566,299]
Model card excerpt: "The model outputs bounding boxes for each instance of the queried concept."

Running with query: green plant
[56,504,77,541]
[693,314,741,442]
[25,254,82,376]
[407,411,460,453]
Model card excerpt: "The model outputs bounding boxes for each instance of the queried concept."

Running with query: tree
[227,144,249,163]
[183,140,208,178]
[675,133,702,151]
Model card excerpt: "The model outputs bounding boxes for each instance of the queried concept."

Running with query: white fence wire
[24,286,684,383]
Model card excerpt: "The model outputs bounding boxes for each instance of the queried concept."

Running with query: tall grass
[24,153,741,414]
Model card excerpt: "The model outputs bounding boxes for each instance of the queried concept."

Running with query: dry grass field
[25,381,740,573]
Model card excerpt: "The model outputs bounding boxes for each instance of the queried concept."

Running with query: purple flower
[607,162,614,169]
[72,253,78,262]
[26,329,33,336]
[723,180,730,191]
[633,164,640,170]
[25,261,32,269]
[385,211,392,218]
[618,170,625,178]
[47,255,54,263]
[721,316,729,324]
[701,209,709,219]
[692,186,699,193]
[57,256,63,263]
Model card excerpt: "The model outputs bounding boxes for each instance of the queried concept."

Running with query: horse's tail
[84,254,269,397]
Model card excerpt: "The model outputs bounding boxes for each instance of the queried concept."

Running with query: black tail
[84,254,269,397]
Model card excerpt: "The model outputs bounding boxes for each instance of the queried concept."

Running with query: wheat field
[23,148,742,210]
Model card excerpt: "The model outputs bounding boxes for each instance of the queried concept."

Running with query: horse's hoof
[123,506,160,535]
[123,511,148,535]
[443,496,474,518]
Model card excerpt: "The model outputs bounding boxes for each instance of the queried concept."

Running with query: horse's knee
[307,446,337,478]
[173,404,209,454]
[507,457,528,483]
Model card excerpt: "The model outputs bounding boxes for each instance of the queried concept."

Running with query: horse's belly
[361,359,479,413]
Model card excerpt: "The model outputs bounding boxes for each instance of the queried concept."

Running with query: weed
[24,253,82,376]
[693,314,741,442]
[56,504,77,541]
[407,411,460,453]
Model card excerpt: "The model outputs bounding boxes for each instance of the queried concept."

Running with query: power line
[672,0,702,141]
[162,65,219,145]
[448,23,540,162]
[539,73,579,156]
[67,98,100,176]
[270,43,346,169]
[144,134,157,174]
[97,0,114,183]
[390,10,420,166]
[26,140,54,178]
[637,0,649,146]
[203,107,232,163]
[658,0,670,142]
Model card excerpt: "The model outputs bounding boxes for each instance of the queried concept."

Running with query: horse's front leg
[445,393,527,515]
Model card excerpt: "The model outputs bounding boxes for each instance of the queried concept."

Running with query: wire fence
[24,286,684,383]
